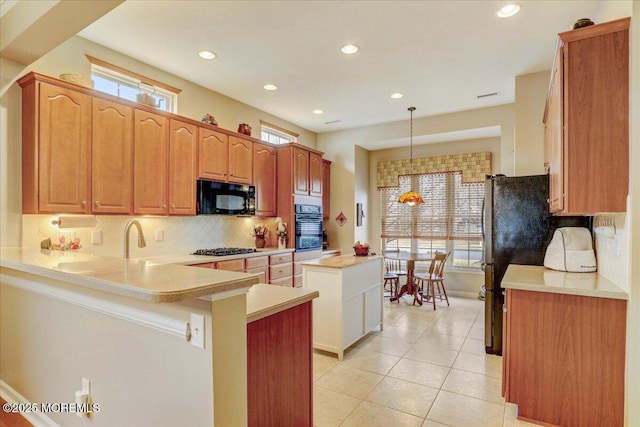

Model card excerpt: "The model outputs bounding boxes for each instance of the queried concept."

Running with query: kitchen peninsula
[0,247,258,426]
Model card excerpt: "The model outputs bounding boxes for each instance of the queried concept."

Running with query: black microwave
[197,180,256,215]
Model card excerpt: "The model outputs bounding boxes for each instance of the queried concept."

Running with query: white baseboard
[0,380,59,427]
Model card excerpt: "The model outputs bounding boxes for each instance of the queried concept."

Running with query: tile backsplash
[22,214,283,258]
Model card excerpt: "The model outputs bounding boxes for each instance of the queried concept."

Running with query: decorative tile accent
[377,151,492,188]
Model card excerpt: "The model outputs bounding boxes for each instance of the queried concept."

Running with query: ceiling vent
[477,92,499,99]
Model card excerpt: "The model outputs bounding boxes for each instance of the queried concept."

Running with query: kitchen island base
[302,255,383,360]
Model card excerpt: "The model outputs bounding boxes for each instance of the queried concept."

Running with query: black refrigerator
[482,174,590,355]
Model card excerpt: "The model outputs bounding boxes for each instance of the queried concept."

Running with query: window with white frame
[260,120,298,145]
[380,172,484,270]
[88,60,178,114]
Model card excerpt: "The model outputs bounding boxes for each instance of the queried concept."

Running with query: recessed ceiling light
[263,84,278,91]
[390,93,404,99]
[497,4,521,18]
[312,109,324,115]
[198,50,216,60]
[340,44,359,54]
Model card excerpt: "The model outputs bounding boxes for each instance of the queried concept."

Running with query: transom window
[380,172,484,269]
[260,120,298,145]
[86,55,179,114]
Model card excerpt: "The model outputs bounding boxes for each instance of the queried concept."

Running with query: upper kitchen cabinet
[133,110,169,215]
[229,136,253,184]
[253,142,277,217]
[92,98,133,214]
[543,18,629,215]
[278,144,324,198]
[169,119,197,215]
[19,74,92,214]
[322,159,331,219]
[198,127,229,181]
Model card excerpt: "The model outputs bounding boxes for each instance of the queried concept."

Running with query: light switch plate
[155,229,164,242]
[91,230,102,244]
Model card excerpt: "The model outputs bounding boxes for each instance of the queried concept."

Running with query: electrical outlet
[155,229,164,242]
[91,230,102,244]
[190,313,205,349]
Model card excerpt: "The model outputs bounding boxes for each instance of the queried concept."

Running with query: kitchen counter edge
[0,247,258,303]
[301,254,382,269]
[502,264,628,300]
[246,284,318,323]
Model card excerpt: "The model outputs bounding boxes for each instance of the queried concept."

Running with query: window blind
[380,172,483,242]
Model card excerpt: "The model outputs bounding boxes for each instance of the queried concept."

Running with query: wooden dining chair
[383,271,400,302]
[413,251,450,309]
[384,255,407,281]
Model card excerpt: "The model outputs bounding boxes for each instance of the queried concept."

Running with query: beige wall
[514,70,548,176]
[353,145,370,246]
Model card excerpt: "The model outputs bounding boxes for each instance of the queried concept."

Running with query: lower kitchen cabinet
[503,288,626,427]
[246,286,315,427]
[269,252,293,286]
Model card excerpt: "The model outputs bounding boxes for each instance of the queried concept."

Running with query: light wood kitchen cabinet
[245,255,269,283]
[19,75,92,214]
[92,98,133,214]
[309,151,322,197]
[253,142,277,217]
[133,109,168,215]
[322,159,331,219]
[293,250,322,288]
[543,18,629,215]
[169,119,197,215]
[269,252,293,287]
[229,136,253,184]
[198,127,229,181]
[503,288,626,427]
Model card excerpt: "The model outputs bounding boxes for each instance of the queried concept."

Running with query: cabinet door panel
[92,98,132,214]
[133,110,168,215]
[38,83,91,213]
[169,119,197,215]
[253,143,277,216]
[309,151,323,197]
[293,147,309,195]
[546,47,564,213]
[229,136,253,184]
[198,128,228,181]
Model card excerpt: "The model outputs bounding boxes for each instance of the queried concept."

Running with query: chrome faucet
[124,219,146,258]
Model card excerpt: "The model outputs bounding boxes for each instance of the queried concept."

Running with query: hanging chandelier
[398,106,424,205]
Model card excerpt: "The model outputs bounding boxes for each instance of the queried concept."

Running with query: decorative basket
[353,245,369,256]
[59,74,94,89]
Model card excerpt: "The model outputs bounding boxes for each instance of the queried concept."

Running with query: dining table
[383,251,433,305]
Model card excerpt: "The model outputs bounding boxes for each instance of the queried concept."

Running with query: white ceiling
[78,0,609,136]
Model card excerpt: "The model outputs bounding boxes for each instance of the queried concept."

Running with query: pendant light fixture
[398,106,424,205]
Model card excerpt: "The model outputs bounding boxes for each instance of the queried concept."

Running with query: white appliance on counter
[544,227,597,272]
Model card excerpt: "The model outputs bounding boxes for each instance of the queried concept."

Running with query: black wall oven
[294,204,323,252]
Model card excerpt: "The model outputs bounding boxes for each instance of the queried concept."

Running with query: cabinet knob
[162,204,167,211]
[81,200,87,207]
[546,198,551,205]
[94,201,100,207]
[171,204,176,210]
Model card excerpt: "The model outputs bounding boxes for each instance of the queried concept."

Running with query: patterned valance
[377,151,492,188]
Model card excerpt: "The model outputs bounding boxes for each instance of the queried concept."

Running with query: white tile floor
[312,294,540,427]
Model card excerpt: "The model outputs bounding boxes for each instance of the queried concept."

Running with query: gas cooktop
[192,248,257,256]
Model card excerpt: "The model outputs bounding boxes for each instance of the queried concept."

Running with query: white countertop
[502,264,628,300]
[302,254,382,269]
[0,247,259,303]
[246,284,319,323]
